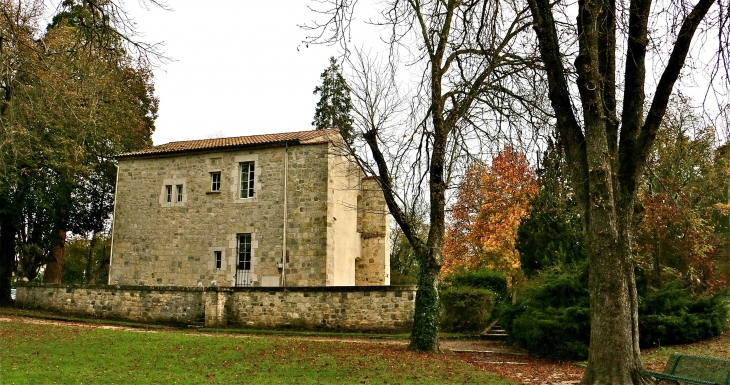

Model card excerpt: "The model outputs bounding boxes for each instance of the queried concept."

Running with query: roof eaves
[116,138,307,160]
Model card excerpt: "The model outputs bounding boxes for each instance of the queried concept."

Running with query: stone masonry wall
[110,143,333,287]
[205,286,415,332]
[356,177,391,285]
[15,283,205,324]
[15,284,416,332]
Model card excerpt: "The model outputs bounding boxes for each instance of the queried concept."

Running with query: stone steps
[481,322,508,340]
[187,320,205,328]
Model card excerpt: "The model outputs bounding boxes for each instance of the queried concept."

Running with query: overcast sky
[122,1,360,146]
[42,1,725,147]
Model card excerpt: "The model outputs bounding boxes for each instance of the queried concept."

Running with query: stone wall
[15,284,416,332]
[15,283,205,325]
[356,177,391,285]
[205,286,414,332]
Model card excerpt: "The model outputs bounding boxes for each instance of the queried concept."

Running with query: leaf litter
[4,314,728,384]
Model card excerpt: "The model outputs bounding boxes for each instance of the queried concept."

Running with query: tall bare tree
[526,0,728,382]
[305,0,537,351]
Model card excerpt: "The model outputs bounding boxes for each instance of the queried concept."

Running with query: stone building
[109,129,390,288]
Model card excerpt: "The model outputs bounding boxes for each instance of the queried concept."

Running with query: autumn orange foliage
[443,146,537,281]
[634,116,727,293]
[636,188,722,291]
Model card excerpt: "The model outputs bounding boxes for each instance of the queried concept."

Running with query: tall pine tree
[516,140,586,278]
[312,57,354,144]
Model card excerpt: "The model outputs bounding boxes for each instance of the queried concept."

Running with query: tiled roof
[118,129,338,158]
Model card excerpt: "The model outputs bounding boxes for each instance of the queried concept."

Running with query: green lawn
[0,320,512,384]
[641,327,730,371]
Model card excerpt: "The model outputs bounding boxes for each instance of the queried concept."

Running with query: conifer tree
[516,140,585,278]
[312,57,354,144]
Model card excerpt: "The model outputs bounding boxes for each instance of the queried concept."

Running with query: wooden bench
[644,353,730,385]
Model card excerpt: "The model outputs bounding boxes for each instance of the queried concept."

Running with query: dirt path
[442,339,583,384]
[1,314,584,384]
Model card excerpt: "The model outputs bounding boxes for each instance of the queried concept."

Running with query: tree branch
[526,0,588,204]
[633,0,716,185]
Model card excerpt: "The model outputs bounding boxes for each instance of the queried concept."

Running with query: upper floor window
[210,172,221,192]
[240,162,255,198]
[161,178,186,207]
[214,250,222,270]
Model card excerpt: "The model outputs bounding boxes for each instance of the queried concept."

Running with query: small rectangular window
[239,162,255,198]
[211,172,221,192]
[214,251,222,270]
[176,185,183,202]
[166,185,172,203]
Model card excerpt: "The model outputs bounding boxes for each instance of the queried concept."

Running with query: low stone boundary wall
[15,283,205,325]
[15,284,416,332]
[205,286,416,332]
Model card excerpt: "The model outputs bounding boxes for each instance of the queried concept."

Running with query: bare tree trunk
[364,127,445,352]
[654,232,662,288]
[43,229,66,284]
[581,200,646,383]
[44,177,72,284]
[0,206,16,305]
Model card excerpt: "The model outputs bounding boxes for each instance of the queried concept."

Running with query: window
[233,156,257,203]
[210,172,221,192]
[161,179,185,206]
[236,234,253,287]
[214,251,222,270]
[239,162,255,198]
[237,234,252,271]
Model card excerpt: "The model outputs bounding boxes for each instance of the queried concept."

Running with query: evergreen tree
[516,140,586,278]
[312,57,354,144]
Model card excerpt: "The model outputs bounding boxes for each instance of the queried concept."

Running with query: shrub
[443,268,508,303]
[508,305,591,360]
[638,282,728,347]
[500,265,590,360]
[440,287,495,332]
[501,267,729,360]
[391,270,418,285]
